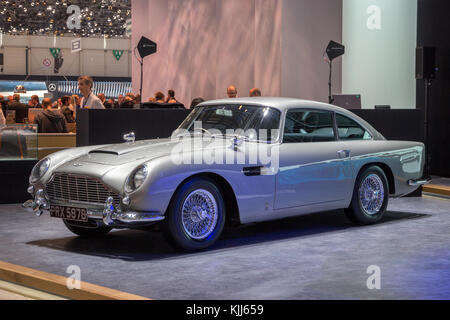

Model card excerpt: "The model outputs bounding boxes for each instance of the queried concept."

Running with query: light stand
[328,60,333,104]
[135,37,157,101]
[324,41,345,104]
[423,78,433,177]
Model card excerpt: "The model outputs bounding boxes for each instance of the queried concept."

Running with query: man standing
[7,94,28,123]
[227,85,238,98]
[0,95,7,117]
[28,95,42,108]
[33,98,68,133]
[78,76,105,110]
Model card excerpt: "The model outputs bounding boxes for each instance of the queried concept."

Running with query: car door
[274,108,352,209]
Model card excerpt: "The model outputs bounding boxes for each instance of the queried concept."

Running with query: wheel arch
[165,172,241,226]
[357,162,396,195]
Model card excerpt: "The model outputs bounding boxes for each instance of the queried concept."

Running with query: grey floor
[0,196,449,300]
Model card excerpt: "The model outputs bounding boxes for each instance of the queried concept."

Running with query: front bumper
[23,188,164,228]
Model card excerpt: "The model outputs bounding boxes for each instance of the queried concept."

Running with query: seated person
[33,98,68,133]
[119,93,135,108]
[165,90,178,103]
[154,91,165,103]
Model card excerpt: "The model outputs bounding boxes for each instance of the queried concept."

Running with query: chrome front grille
[46,173,121,206]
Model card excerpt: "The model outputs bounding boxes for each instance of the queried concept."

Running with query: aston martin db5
[24,98,429,251]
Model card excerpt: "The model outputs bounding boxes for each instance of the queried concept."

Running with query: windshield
[178,105,281,143]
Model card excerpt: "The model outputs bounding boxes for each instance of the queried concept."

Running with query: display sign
[71,38,82,53]
[43,58,52,68]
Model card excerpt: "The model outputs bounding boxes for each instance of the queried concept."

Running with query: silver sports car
[24,98,430,251]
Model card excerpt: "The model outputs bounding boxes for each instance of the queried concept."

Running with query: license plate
[49,206,88,222]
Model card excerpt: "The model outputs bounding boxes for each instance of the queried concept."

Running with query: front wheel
[165,177,226,251]
[345,166,389,225]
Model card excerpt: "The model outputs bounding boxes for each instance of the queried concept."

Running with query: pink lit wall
[132,0,341,107]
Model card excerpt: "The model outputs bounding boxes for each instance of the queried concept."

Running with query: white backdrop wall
[0,35,132,77]
[342,0,417,109]
[132,0,342,107]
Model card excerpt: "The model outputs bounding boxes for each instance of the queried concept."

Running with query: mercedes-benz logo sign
[48,84,57,92]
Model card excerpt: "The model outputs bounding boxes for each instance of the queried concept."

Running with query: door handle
[338,150,351,159]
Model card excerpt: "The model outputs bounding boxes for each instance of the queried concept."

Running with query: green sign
[113,50,124,61]
[49,48,61,58]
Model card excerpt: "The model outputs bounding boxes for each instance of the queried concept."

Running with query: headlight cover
[125,165,148,193]
[30,158,51,183]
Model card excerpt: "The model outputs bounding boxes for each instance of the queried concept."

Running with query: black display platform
[0,160,37,204]
[76,108,191,147]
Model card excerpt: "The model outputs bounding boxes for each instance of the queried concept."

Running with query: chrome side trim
[408,177,432,187]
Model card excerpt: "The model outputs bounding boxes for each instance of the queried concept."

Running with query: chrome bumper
[23,189,164,227]
[407,177,432,187]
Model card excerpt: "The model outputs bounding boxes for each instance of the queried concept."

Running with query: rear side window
[283,110,335,143]
[336,114,372,140]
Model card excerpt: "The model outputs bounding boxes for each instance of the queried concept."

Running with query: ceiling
[0,0,131,38]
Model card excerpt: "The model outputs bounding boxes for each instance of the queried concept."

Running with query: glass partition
[0,124,38,161]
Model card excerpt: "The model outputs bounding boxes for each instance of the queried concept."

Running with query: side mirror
[123,132,135,143]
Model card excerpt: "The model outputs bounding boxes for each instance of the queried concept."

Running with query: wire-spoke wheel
[181,189,218,240]
[165,177,226,251]
[345,166,389,225]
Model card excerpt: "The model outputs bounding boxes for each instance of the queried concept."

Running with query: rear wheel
[165,177,226,251]
[345,166,389,225]
[63,219,112,237]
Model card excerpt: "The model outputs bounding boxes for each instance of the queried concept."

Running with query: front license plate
[49,206,88,222]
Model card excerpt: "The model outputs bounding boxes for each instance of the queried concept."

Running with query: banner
[49,48,61,58]
[113,50,124,61]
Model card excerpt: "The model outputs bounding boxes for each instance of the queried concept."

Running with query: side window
[336,114,372,141]
[283,110,335,143]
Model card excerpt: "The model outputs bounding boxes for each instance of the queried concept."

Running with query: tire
[63,219,112,237]
[164,177,226,251]
[345,165,389,225]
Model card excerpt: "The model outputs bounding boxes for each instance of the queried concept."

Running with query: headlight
[30,158,51,183]
[125,165,148,193]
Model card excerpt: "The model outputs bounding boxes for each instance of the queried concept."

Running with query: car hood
[73,136,234,166]
[73,138,175,165]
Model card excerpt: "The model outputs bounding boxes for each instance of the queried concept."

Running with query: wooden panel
[423,184,450,197]
[0,261,151,300]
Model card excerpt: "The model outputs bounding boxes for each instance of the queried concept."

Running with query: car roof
[198,97,385,140]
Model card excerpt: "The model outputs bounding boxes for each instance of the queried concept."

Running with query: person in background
[227,85,238,98]
[7,94,28,123]
[190,97,205,109]
[33,98,68,133]
[120,93,135,108]
[0,104,5,125]
[155,91,165,103]
[249,88,262,97]
[78,76,105,110]
[133,94,141,105]
[60,96,75,123]
[165,90,178,103]
[148,97,156,103]
[72,95,81,108]
[70,95,79,119]
[117,94,124,105]
[28,95,42,108]
[0,95,7,117]
[107,98,115,109]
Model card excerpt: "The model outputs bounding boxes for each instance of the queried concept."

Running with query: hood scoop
[89,150,120,156]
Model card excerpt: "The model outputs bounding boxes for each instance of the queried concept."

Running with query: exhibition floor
[0,196,449,300]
